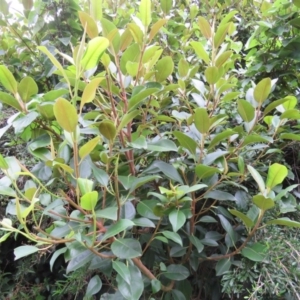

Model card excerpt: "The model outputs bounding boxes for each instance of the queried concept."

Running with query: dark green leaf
[111,238,142,259]
[164,265,189,280]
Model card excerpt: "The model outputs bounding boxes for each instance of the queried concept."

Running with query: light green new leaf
[101,18,121,54]
[205,66,221,84]
[263,98,289,116]
[0,65,18,94]
[0,91,22,111]
[0,153,9,169]
[53,98,78,133]
[117,110,140,133]
[102,220,134,241]
[80,191,98,210]
[266,163,288,190]
[253,195,274,211]
[81,37,109,70]
[14,245,39,260]
[149,19,167,41]
[229,209,254,228]
[90,0,102,21]
[208,129,235,149]
[169,209,186,232]
[79,136,101,160]
[214,23,229,49]
[267,217,300,228]
[99,120,116,141]
[78,11,98,39]
[111,238,142,259]
[80,78,103,111]
[160,0,172,14]
[190,41,210,64]
[215,50,232,67]
[247,165,265,194]
[194,108,210,134]
[18,76,38,102]
[253,78,271,104]
[237,99,255,122]
[139,0,151,27]
[280,133,300,141]
[77,178,94,195]
[198,16,211,39]
[155,56,174,82]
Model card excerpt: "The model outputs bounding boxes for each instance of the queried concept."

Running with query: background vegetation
[0,0,300,299]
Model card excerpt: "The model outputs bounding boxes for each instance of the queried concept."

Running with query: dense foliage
[0,0,300,299]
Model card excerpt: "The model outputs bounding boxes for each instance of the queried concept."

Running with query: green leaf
[132,217,155,228]
[54,98,78,133]
[113,261,131,284]
[253,78,271,104]
[80,191,98,210]
[78,11,98,39]
[13,112,39,134]
[208,129,235,149]
[195,164,220,180]
[178,58,189,78]
[237,100,255,122]
[155,56,174,82]
[90,0,102,21]
[92,166,109,187]
[247,165,265,194]
[194,108,210,134]
[14,245,39,260]
[50,247,67,272]
[66,249,94,273]
[215,50,232,67]
[190,41,210,64]
[263,98,290,116]
[293,0,300,7]
[161,231,182,246]
[267,217,300,228]
[164,264,189,280]
[0,154,9,169]
[241,242,267,262]
[0,232,12,243]
[149,19,167,42]
[79,136,101,160]
[229,209,254,228]
[102,219,134,241]
[169,209,186,232]
[111,238,142,259]
[137,200,160,220]
[0,91,22,111]
[81,37,109,70]
[280,133,300,141]
[218,214,236,244]
[189,235,204,253]
[117,110,140,133]
[173,131,198,155]
[160,0,172,14]
[204,190,236,201]
[151,279,162,293]
[85,275,102,297]
[203,150,228,165]
[0,65,18,94]
[95,207,118,220]
[253,195,274,211]
[128,87,161,110]
[99,120,116,141]
[198,16,211,39]
[116,265,143,300]
[266,163,288,190]
[128,23,144,45]
[241,135,269,147]
[205,66,221,84]
[139,0,151,27]
[216,258,231,276]
[18,76,38,103]
[147,139,177,152]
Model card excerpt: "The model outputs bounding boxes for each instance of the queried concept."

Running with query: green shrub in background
[0,0,300,299]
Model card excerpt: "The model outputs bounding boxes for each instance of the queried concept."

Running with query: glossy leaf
[80,77,103,111]
[149,19,167,41]
[95,207,118,220]
[241,243,267,262]
[102,219,134,241]
[198,16,211,39]
[79,136,101,160]
[189,235,204,253]
[161,0,172,14]
[90,0,102,21]
[101,18,121,54]
[0,91,22,111]
[215,50,232,67]
[161,231,182,246]
[53,98,78,133]
[267,217,300,228]
[164,265,189,280]
[247,165,265,194]
[194,108,210,134]
[214,23,229,49]
[216,258,231,276]
[66,249,94,273]
[253,78,271,104]
[229,209,254,228]
[111,238,142,259]
[205,66,221,84]
[190,41,210,64]
[169,209,186,232]
[14,245,39,260]
[85,275,102,297]
[208,129,235,149]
